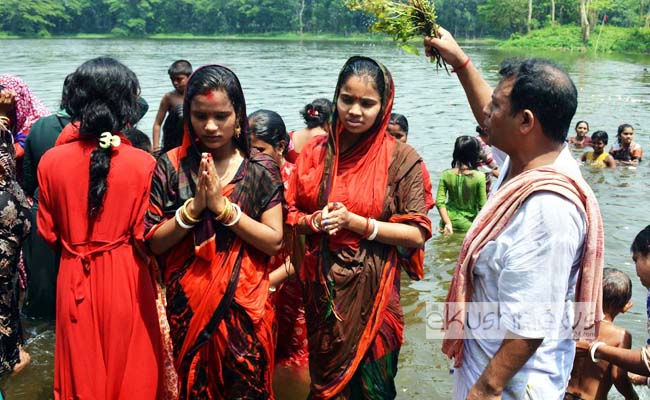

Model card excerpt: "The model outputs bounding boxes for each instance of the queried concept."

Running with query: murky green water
[1,38,649,399]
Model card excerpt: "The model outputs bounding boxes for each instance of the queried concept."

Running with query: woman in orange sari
[286,56,432,399]
[145,65,284,399]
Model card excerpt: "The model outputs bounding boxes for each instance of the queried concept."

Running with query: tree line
[1,0,649,41]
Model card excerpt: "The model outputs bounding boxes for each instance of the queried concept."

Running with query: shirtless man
[565,268,638,400]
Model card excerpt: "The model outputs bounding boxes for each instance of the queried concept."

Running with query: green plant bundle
[346,0,446,69]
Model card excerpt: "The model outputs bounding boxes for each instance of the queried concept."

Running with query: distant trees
[0,0,648,39]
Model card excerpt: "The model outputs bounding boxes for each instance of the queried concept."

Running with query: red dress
[37,128,163,399]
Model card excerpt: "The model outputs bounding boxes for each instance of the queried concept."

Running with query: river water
[0,38,649,399]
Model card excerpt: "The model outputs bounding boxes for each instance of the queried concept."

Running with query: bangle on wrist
[214,197,232,222]
[182,198,201,224]
[452,57,471,73]
[175,207,194,229]
[361,217,371,238]
[589,341,605,363]
[308,211,323,233]
[367,218,379,241]
[222,203,242,227]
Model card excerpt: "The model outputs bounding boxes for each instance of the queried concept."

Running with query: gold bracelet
[214,197,231,222]
[182,198,201,224]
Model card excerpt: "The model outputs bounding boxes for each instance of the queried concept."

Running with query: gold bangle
[214,197,231,222]
[182,198,201,224]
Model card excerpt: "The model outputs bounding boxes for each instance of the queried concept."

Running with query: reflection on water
[0,38,649,399]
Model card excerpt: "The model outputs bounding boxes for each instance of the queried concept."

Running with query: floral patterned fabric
[0,129,30,375]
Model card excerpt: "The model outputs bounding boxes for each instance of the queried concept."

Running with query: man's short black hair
[499,58,577,144]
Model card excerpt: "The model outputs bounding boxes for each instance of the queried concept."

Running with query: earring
[235,126,241,138]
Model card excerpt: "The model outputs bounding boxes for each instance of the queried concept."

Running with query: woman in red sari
[145,65,284,399]
[286,56,432,399]
[37,57,164,399]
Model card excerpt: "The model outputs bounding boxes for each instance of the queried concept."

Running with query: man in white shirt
[425,30,602,400]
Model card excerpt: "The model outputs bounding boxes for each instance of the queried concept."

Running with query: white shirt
[453,147,586,400]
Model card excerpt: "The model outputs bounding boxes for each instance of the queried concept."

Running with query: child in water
[580,131,616,169]
[610,124,642,166]
[564,268,637,400]
[152,59,192,154]
[435,135,486,234]
[580,225,650,396]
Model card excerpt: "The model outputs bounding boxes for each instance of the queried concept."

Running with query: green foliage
[501,24,650,54]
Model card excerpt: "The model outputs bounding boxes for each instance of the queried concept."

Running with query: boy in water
[152,59,192,154]
[581,131,616,169]
[565,268,638,400]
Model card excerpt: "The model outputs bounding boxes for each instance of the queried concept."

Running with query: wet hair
[168,60,192,76]
[389,113,409,134]
[124,127,152,153]
[575,120,589,130]
[248,109,289,155]
[616,123,634,144]
[66,57,140,218]
[602,268,632,312]
[451,135,481,169]
[60,73,75,111]
[590,130,608,144]
[475,125,487,136]
[300,98,332,129]
[335,57,388,134]
[498,58,577,144]
[631,225,650,257]
[184,65,249,156]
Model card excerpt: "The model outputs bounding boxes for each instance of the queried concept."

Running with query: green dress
[435,169,487,231]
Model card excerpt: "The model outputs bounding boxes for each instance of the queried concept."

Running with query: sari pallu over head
[145,65,282,398]
[0,75,50,150]
[285,56,432,399]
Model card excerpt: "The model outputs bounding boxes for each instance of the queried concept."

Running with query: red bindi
[202,90,215,100]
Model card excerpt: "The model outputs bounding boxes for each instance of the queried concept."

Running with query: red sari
[145,129,283,399]
[37,126,164,399]
[286,57,432,399]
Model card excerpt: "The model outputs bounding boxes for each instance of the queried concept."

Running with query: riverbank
[501,25,650,54]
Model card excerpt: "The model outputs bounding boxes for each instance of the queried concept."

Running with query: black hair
[498,58,577,144]
[452,135,481,169]
[168,60,193,76]
[300,98,332,129]
[475,125,487,136]
[124,127,152,153]
[575,120,589,130]
[60,73,74,111]
[617,123,634,144]
[335,57,389,135]
[389,113,409,134]
[248,109,289,155]
[590,130,608,144]
[602,267,632,312]
[66,57,140,218]
[184,65,249,156]
[631,225,650,257]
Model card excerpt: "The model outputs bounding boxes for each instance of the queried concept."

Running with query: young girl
[286,98,332,163]
[436,136,487,234]
[568,120,591,148]
[610,123,642,166]
[581,131,616,169]
[145,65,284,398]
[286,56,431,398]
[248,109,310,399]
[37,57,165,399]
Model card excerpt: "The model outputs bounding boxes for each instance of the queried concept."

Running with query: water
[1,38,649,399]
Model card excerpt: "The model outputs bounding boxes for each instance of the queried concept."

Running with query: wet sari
[285,56,432,399]
[145,123,283,397]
